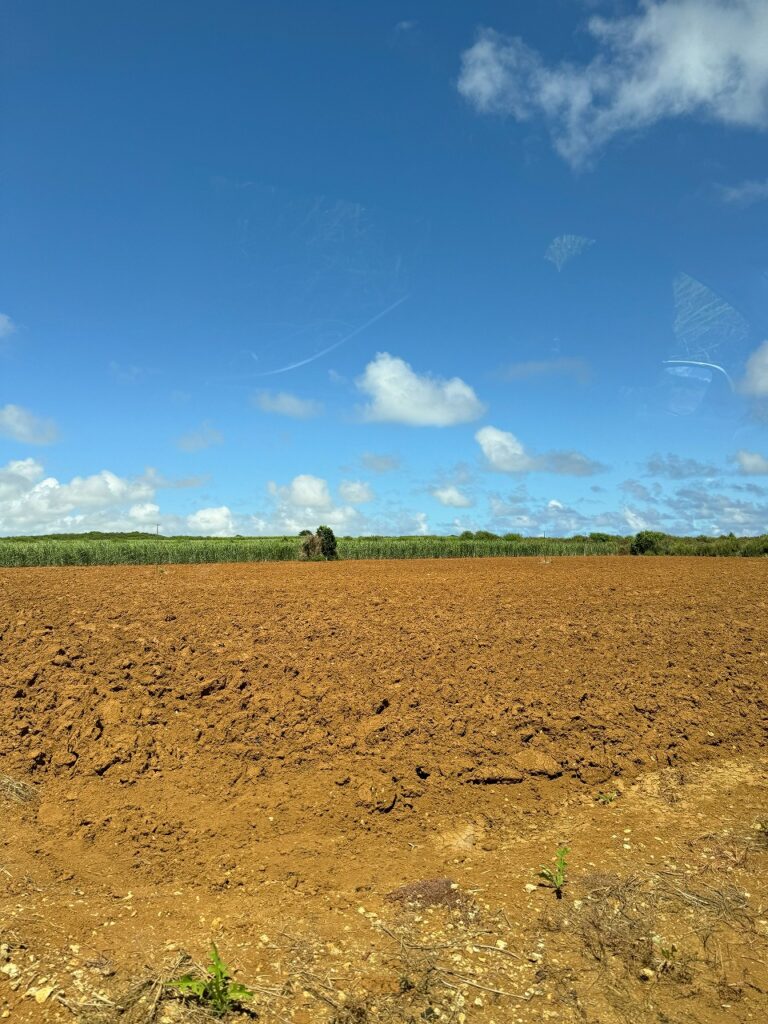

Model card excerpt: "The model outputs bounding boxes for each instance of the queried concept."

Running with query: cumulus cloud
[0,459,168,534]
[719,178,768,205]
[253,391,323,418]
[339,480,374,504]
[475,425,604,476]
[475,427,533,473]
[0,404,58,445]
[129,502,161,523]
[736,450,768,474]
[265,474,360,535]
[269,474,333,510]
[0,313,17,339]
[666,486,768,534]
[357,352,485,426]
[432,485,474,508]
[186,506,236,536]
[458,1,768,166]
[742,340,768,396]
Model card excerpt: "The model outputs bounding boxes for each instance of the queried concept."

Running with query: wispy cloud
[361,452,401,473]
[500,357,591,384]
[0,313,17,340]
[176,420,224,453]
[109,360,145,383]
[644,453,720,479]
[358,352,485,426]
[253,391,323,419]
[339,480,374,503]
[742,340,768,396]
[621,479,660,503]
[0,404,58,445]
[735,450,768,475]
[544,235,594,271]
[475,425,606,476]
[719,178,768,205]
[458,1,768,167]
[432,484,474,508]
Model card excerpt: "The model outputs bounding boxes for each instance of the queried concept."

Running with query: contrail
[250,294,408,377]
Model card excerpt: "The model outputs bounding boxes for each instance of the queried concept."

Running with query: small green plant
[168,943,253,1016]
[653,940,677,975]
[595,789,618,805]
[537,845,570,898]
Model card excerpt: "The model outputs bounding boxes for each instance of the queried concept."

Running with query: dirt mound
[1,558,768,1022]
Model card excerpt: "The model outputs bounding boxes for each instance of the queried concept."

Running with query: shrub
[300,533,323,560]
[630,530,669,555]
[316,525,338,560]
[300,526,338,561]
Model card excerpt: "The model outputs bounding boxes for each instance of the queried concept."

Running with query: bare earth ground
[1,557,767,1024]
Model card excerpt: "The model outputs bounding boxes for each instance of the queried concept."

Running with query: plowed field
[2,558,767,1024]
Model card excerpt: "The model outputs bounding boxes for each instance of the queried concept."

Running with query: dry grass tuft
[0,772,37,804]
[575,873,657,972]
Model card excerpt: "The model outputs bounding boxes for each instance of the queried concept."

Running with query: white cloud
[736,450,768,474]
[357,352,485,426]
[476,425,605,475]
[339,480,374,504]
[0,313,17,339]
[186,506,236,536]
[269,474,333,510]
[265,475,360,535]
[413,512,429,535]
[623,506,652,531]
[719,178,768,205]
[545,235,595,271]
[458,1,768,166]
[254,391,323,419]
[742,340,768,396]
[176,420,223,452]
[129,502,161,523]
[475,427,534,472]
[0,459,164,534]
[0,404,58,444]
[432,485,474,508]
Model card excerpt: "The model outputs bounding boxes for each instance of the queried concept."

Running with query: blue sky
[2,0,768,536]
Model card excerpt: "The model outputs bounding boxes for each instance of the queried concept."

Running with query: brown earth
[1,557,767,1024]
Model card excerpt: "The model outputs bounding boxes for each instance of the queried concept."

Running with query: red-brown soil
[1,558,767,1023]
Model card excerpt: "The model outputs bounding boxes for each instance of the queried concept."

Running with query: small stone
[639,968,655,982]
[524,883,537,893]
[1,963,20,979]
[30,985,55,1003]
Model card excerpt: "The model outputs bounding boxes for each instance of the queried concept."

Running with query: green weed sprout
[595,790,618,805]
[169,943,253,1016]
[537,845,570,899]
